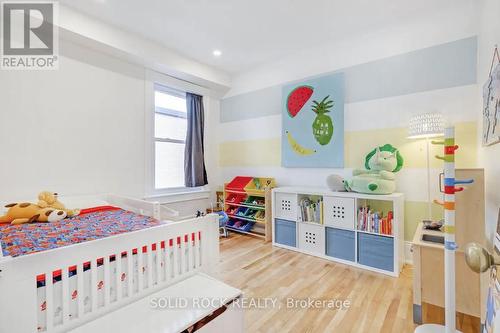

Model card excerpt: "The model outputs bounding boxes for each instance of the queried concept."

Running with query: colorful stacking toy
[415,126,475,333]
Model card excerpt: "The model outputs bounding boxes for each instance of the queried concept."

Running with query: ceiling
[61,0,471,74]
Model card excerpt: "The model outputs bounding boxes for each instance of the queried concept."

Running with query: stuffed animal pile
[0,191,80,225]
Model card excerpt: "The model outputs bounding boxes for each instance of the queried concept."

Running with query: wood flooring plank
[217,234,480,333]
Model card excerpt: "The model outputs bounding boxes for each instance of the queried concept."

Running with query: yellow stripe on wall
[218,121,477,168]
[345,121,477,169]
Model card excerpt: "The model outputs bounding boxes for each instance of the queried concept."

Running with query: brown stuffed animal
[37,191,79,217]
[0,202,67,225]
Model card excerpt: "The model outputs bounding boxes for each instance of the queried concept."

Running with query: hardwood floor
[214,234,480,333]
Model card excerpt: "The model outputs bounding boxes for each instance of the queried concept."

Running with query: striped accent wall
[217,37,479,241]
[219,121,477,169]
[220,37,477,122]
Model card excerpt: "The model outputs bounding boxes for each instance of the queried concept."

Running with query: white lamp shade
[408,113,444,139]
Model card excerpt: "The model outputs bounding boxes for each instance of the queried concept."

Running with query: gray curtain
[184,93,208,187]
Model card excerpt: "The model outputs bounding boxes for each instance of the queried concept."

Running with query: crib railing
[0,214,219,333]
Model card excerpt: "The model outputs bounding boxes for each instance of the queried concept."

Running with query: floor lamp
[408,113,445,221]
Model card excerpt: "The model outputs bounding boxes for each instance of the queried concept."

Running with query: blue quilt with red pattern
[0,207,162,257]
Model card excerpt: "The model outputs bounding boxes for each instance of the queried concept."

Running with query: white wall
[477,0,500,243]
[0,38,219,217]
[0,40,145,201]
[205,98,221,194]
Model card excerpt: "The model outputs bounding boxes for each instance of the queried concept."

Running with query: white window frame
[153,84,187,190]
[145,70,210,199]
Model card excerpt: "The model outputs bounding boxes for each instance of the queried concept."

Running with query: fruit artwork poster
[282,73,344,167]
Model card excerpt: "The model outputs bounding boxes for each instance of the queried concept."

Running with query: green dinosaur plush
[345,144,403,195]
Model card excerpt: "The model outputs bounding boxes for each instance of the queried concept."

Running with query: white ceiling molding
[57,5,231,95]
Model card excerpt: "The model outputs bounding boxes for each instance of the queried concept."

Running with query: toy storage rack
[272,187,404,277]
[224,177,276,242]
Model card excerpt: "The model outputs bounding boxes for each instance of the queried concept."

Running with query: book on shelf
[298,197,323,223]
[357,206,393,236]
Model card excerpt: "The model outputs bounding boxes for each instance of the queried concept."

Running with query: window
[154,85,187,189]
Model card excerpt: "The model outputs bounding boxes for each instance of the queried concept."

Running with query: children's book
[357,206,393,236]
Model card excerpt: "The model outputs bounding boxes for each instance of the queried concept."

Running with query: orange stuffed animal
[0,202,67,225]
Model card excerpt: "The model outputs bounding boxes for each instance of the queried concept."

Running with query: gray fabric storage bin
[275,219,296,247]
[325,227,355,262]
[357,232,394,272]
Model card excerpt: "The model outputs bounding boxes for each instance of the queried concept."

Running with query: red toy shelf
[223,176,276,241]
[225,176,254,192]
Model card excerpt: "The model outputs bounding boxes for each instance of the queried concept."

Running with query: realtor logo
[1,1,58,69]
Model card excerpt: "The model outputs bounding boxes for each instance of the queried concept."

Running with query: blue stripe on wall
[344,36,477,103]
[220,36,477,123]
[220,85,281,123]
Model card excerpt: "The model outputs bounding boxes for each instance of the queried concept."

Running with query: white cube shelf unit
[272,187,405,277]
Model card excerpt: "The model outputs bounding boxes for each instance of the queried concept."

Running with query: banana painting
[286,130,316,156]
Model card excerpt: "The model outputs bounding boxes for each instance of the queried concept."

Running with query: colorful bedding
[0,207,163,257]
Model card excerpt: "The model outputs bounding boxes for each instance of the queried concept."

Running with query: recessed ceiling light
[213,49,222,57]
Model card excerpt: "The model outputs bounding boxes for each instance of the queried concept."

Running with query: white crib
[0,194,228,333]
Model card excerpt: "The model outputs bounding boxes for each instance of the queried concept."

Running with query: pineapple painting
[311,96,334,145]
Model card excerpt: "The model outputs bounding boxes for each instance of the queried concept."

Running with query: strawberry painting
[311,96,334,145]
[286,85,314,118]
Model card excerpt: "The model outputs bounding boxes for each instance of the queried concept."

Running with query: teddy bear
[37,191,80,217]
[0,202,67,225]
